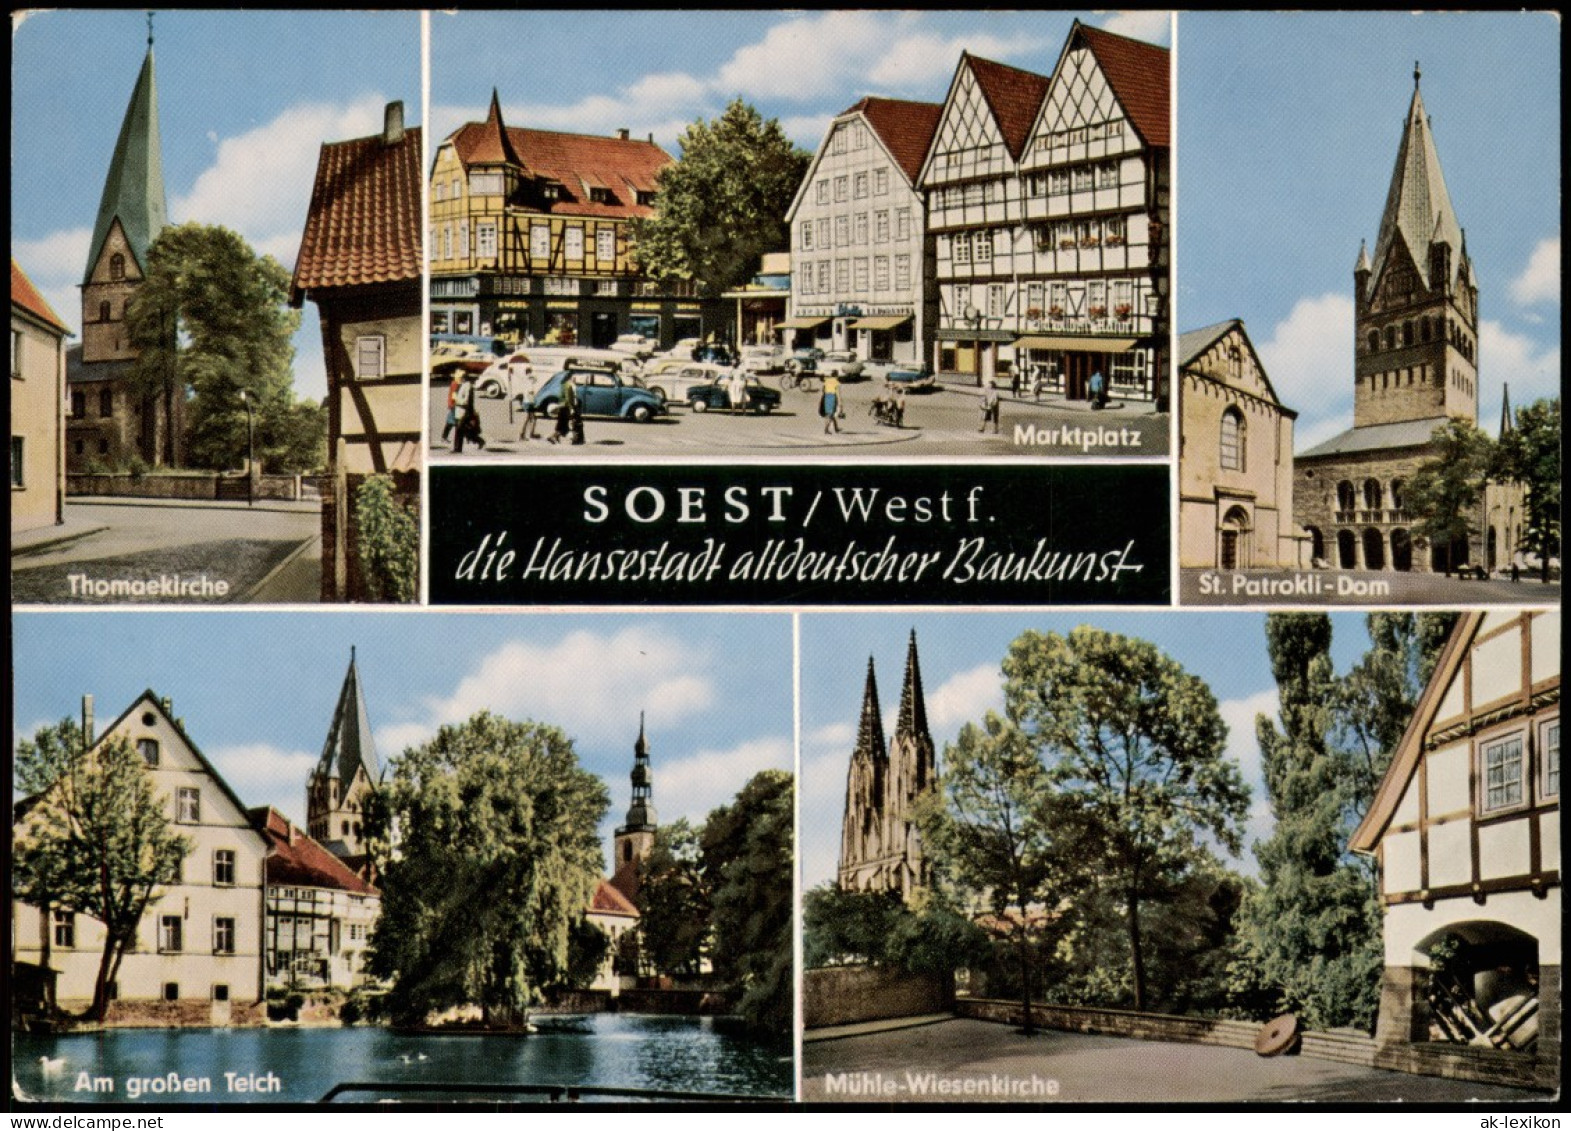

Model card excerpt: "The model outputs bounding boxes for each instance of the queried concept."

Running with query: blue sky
[11,10,422,403]
[430,11,1169,157]
[800,611,1380,889]
[1179,12,1560,451]
[12,612,792,874]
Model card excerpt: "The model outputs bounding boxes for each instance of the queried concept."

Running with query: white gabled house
[1351,610,1559,1091]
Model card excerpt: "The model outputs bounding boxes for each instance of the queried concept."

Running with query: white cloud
[1217,688,1279,875]
[393,627,715,752]
[1480,319,1562,411]
[778,114,834,153]
[656,736,792,826]
[1254,292,1355,445]
[926,663,1003,733]
[209,742,316,828]
[175,95,392,273]
[800,748,850,889]
[13,227,93,336]
[1509,235,1560,305]
[867,31,1048,90]
[1097,10,1172,46]
[716,11,894,101]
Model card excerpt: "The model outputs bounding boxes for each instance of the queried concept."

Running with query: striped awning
[850,315,911,331]
[1014,335,1140,352]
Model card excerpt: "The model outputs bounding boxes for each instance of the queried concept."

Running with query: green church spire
[84,41,168,284]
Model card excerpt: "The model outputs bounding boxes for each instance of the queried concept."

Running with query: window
[875,211,889,243]
[441,225,452,260]
[99,301,113,323]
[973,232,992,264]
[953,236,971,265]
[110,253,126,281]
[1220,408,1246,472]
[873,256,889,290]
[854,172,869,199]
[160,916,183,953]
[212,984,230,1002]
[177,786,200,824]
[100,389,113,417]
[894,255,911,292]
[834,177,848,202]
[1072,165,1094,192]
[832,128,847,155]
[163,982,179,1001]
[1026,282,1044,318]
[53,909,74,948]
[10,436,23,489]
[835,260,850,291]
[213,849,236,886]
[896,209,911,240]
[854,258,869,293]
[1098,161,1119,189]
[11,328,20,377]
[434,180,446,202]
[457,221,470,259]
[834,216,849,247]
[1048,170,1070,196]
[476,221,497,259]
[873,168,888,195]
[564,227,584,260]
[852,124,867,150]
[597,228,615,262]
[213,917,235,955]
[817,218,831,247]
[1542,719,1560,799]
[451,178,462,201]
[137,738,159,766]
[816,181,830,205]
[1481,733,1525,813]
[800,222,814,251]
[530,224,550,259]
[854,214,868,245]
[817,261,830,292]
[798,264,813,295]
[987,284,1006,318]
[354,336,386,380]
[470,172,503,195]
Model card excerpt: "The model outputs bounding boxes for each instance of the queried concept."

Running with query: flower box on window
[1059,239,1077,251]
[1048,305,1065,319]
[1106,235,1126,247]
[1080,236,1100,248]
[1114,304,1132,320]
[1088,305,1107,319]
[1026,307,1044,321]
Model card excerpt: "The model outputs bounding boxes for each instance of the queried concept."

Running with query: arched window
[1403,320,1414,346]
[1366,330,1379,353]
[1219,407,1245,471]
[99,301,112,323]
[137,738,159,766]
[1337,481,1357,513]
[109,253,126,281]
[1390,479,1405,511]
[1363,478,1383,511]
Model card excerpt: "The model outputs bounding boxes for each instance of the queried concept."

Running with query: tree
[1001,627,1248,1011]
[1495,396,1561,582]
[636,818,711,977]
[354,474,420,603]
[1407,419,1494,572]
[701,770,793,1039]
[126,222,318,472]
[367,713,609,1027]
[629,100,810,302]
[13,720,191,1021]
[917,713,1083,1033]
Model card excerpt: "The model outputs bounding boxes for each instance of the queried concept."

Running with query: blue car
[532,366,667,423]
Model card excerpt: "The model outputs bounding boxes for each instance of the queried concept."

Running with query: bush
[353,474,418,603]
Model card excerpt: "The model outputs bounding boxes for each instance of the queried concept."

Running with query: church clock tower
[613,714,658,873]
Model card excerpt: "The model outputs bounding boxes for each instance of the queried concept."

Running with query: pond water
[14,1014,792,1104]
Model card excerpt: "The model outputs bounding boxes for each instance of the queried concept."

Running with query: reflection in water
[15,1014,791,1103]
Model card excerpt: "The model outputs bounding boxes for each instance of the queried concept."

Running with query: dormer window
[589,186,615,205]
[542,183,562,201]
[636,190,656,207]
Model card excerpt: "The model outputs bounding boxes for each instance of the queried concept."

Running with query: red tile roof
[11,260,69,334]
[843,97,943,185]
[590,878,639,918]
[965,54,1052,161]
[250,806,379,896]
[1076,23,1169,148]
[468,89,525,168]
[448,112,672,220]
[291,123,423,300]
[607,857,642,905]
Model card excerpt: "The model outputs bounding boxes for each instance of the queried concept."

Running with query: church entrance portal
[1337,529,1358,569]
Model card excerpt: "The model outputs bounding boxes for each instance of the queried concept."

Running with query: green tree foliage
[1494,396,1561,581]
[1002,627,1248,1011]
[917,713,1085,1032]
[802,884,989,976]
[354,474,420,603]
[701,769,793,1039]
[367,713,609,1026]
[1407,419,1494,571]
[13,720,191,1021]
[629,100,810,300]
[126,222,319,472]
[636,818,711,977]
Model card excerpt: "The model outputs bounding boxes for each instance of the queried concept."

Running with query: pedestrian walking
[440,370,463,442]
[516,366,540,441]
[550,374,577,445]
[821,373,842,434]
[1089,366,1107,409]
[452,370,485,453]
[1010,366,1022,398]
[728,366,748,414]
[979,381,1000,433]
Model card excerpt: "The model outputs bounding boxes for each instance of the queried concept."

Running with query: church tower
[1353,63,1478,430]
[82,21,168,365]
[307,648,381,866]
[838,632,935,900]
[613,714,659,880]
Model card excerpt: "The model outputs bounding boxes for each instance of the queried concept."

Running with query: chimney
[82,694,95,746]
[161,696,172,714]
[647,132,654,144]
[384,101,405,146]
[616,127,630,141]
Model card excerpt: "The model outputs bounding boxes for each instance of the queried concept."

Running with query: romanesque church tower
[609,714,658,902]
[307,649,381,871]
[838,631,935,900]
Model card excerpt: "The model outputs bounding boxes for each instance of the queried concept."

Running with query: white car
[655,337,703,360]
[740,344,786,374]
[818,350,866,381]
[608,333,657,358]
[639,362,734,404]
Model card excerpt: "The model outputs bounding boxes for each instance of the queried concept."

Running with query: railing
[320,1081,784,1104]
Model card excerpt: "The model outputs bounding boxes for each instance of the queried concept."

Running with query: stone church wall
[803,965,953,1029]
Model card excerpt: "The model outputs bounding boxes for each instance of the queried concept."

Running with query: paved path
[430,379,1170,460]
[801,1017,1547,1103]
[12,498,321,605]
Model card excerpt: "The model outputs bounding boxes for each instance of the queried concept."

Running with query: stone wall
[97,998,268,1027]
[67,472,308,502]
[803,965,953,1030]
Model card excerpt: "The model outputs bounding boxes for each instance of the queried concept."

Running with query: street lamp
[964,304,983,388]
[240,389,255,507]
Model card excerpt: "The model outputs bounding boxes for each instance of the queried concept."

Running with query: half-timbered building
[1351,610,1559,1090]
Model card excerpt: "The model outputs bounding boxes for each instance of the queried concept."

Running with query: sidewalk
[11,513,111,558]
[935,376,1167,415]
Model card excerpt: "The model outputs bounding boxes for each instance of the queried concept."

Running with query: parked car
[692,342,737,366]
[474,351,537,398]
[608,333,657,358]
[531,364,668,422]
[686,379,782,414]
[819,350,866,381]
[640,362,733,404]
[430,355,492,386]
[885,365,937,393]
[740,344,786,374]
[655,337,703,360]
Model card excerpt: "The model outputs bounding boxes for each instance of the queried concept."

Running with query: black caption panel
[430,464,1170,606]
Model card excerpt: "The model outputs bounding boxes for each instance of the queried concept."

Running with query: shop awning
[1014,335,1140,352]
[776,316,831,330]
[850,315,912,331]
